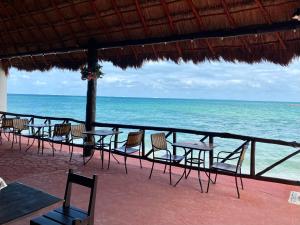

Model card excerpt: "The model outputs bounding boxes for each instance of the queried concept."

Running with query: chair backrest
[12,118,29,131]
[151,133,167,151]
[64,169,98,224]
[126,130,143,148]
[237,141,250,168]
[53,123,71,137]
[1,118,14,129]
[71,124,85,138]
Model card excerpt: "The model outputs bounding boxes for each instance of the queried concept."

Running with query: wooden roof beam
[221,0,252,53]
[51,0,80,47]
[110,0,139,60]
[1,20,300,60]
[134,0,159,59]
[254,0,287,50]
[185,0,215,56]
[160,0,183,58]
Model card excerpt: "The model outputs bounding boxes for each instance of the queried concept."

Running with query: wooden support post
[84,38,98,156]
[173,132,177,155]
[114,127,119,149]
[250,141,256,177]
[209,136,214,166]
[142,130,145,157]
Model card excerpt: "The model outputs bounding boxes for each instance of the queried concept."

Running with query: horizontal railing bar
[93,122,300,148]
[1,111,300,148]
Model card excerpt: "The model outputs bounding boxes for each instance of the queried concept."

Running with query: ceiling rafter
[185,0,216,56]
[134,0,159,59]
[221,0,252,53]
[51,0,80,47]
[110,0,139,60]
[34,0,76,66]
[160,0,183,58]
[51,0,87,61]
[254,0,287,50]
[19,3,51,67]
[0,4,39,68]
[88,0,119,60]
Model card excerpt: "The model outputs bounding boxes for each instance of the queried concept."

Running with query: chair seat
[156,154,185,163]
[211,162,238,173]
[31,206,88,225]
[47,136,68,142]
[112,146,139,154]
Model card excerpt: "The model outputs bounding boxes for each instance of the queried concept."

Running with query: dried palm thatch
[0,0,300,73]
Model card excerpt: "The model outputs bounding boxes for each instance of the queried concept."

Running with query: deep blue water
[7,94,300,180]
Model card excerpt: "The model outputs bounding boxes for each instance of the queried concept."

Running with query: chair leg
[235,175,240,198]
[124,156,128,174]
[169,164,172,185]
[197,162,203,193]
[69,145,74,162]
[60,143,63,151]
[214,171,218,184]
[163,164,167,174]
[11,133,14,149]
[206,170,211,193]
[139,151,142,169]
[149,161,154,179]
[52,143,55,157]
[240,168,244,189]
[19,134,22,151]
[107,150,111,169]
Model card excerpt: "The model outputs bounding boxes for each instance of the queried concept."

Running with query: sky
[7,59,300,102]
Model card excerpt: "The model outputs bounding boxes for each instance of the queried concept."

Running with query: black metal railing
[1,111,300,186]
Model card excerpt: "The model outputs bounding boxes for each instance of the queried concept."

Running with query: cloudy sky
[7,59,300,102]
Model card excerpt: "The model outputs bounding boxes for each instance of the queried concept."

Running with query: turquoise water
[7,94,300,180]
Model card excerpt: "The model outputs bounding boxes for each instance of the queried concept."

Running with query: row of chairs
[0,117,249,198]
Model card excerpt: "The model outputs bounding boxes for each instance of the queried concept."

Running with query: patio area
[1,138,299,225]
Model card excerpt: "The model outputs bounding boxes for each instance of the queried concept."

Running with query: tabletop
[83,129,122,136]
[172,142,215,151]
[0,182,61,224]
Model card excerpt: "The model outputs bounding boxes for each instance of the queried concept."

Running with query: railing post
[250,141,256,177]
[209,136,214,166]
[173,132,177,155]
[142,130,145,157]
[114,127,119,149]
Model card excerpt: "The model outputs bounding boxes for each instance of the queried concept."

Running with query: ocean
[7,94,300,180]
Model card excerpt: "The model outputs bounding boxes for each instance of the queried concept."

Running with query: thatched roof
[1,0,300,72]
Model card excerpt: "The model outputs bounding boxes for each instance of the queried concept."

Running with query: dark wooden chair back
[1,118,13,129]
[12,118,29,131]
[64,169,98,225]
[125,130,143,148]
[71,124,86,139]
[53,123,71,137]
[151,133,167,151]
[237,141,250,168]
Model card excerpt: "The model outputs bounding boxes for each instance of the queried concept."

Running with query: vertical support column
[250,141,256,177]
[209,136,214,166]
[84,39,98,156]
[0,67,7,112]
[172,132,177,155]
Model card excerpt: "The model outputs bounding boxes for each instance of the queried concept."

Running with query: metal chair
[11,118,30,151]
[69,124,86,161]
[30,169,98,225]
[206,141,250,198]
[148,133,185,185]
[108,130,143,174]
[42,123,71,156]
[0,118,14,142]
